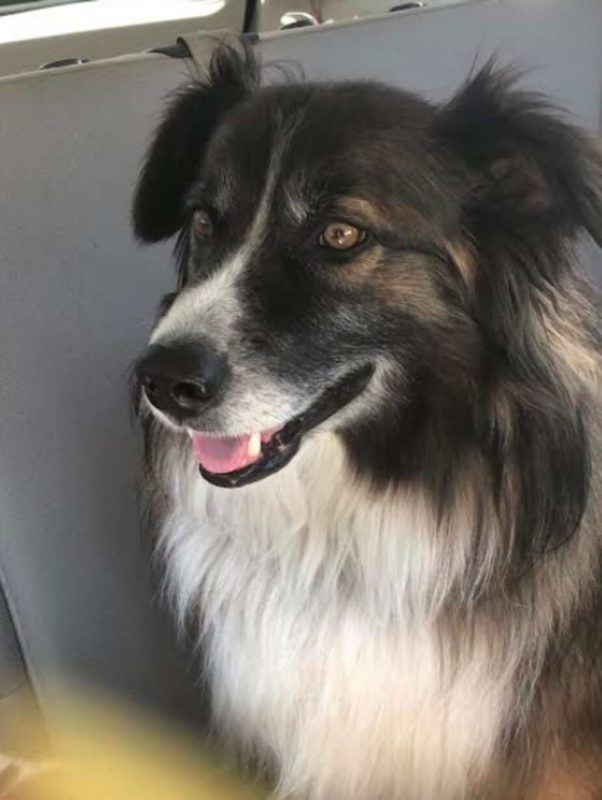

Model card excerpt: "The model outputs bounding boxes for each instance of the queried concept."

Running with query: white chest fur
[157,434,512,800]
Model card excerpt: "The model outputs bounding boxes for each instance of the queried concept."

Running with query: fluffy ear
[436,65,599,568]
[436,61,602,247]
[132,40,258,242]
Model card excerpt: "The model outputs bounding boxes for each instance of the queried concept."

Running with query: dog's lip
[192,363,375,489]
[186,427,282,474]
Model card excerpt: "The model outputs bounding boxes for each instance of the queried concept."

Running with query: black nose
[136,341,229,422]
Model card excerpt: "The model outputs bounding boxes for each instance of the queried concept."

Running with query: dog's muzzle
[137,338,374,488]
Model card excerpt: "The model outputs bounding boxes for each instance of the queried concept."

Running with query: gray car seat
[1,0,600,752]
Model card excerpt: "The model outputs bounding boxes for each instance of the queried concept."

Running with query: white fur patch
[155,432,515,800]
[151,127,289,350]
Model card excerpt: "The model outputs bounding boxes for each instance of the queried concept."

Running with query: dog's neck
[160,431,492,628]
[154,421,599,799]
[158,420,597,632]
[157,429,555,798]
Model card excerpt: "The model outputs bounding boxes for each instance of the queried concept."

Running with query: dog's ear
[132,41,258,242]
[436,65,599,569]
[436,61,602,247]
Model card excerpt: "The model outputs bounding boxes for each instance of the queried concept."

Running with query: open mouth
[189,364,374,488]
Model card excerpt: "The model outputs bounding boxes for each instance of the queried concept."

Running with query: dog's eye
[192,209,213,239]
[319,222,366,250]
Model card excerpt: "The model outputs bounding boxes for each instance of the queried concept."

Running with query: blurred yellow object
[9,691,269,800]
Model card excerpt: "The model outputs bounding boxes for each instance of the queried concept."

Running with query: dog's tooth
[248,433,261,458]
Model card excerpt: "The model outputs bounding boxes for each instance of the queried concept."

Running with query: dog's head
[133,42,601,493]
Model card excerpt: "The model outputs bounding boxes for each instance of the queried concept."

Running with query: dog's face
[136,79,479,486]
[134,45,601,489]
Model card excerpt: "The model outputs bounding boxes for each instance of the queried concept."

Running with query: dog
[132,41,602,800]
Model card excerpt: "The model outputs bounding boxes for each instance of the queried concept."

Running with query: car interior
[1,0,600,772]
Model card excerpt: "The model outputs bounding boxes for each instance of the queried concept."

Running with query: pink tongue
[191,433,257,474]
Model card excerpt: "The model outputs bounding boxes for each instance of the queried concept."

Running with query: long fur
[133,43,602,799]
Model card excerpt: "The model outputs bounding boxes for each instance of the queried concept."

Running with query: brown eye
[319,222,366,250]
[192,209,213,239]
